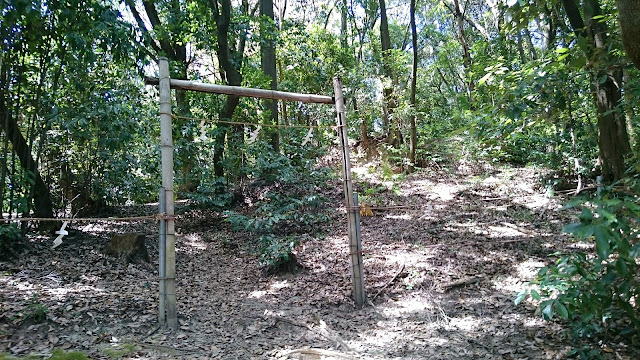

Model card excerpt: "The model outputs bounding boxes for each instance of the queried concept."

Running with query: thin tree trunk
[524,28,537,60]
[452,0,474,99]
[211,0,247,178]
[622,68,636,149]
[561,0,630,180]
[340,0,348,48]
[379,0,399,146]
[261,0,279,152]
[277,0,288,126]
[516,33,527,63]
[0,96,55,228]
[408,0,418,172]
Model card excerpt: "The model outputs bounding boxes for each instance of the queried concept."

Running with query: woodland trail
[0,163,617,359]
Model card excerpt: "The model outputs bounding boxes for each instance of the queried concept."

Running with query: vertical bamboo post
[159,57,178,330]
[158,187,166,325]
[333,77,366,307]
[354,192,362,246]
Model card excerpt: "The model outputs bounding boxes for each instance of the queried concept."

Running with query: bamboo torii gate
[148,57,365,330]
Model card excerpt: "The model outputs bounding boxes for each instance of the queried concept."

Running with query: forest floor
[0,158,636,359]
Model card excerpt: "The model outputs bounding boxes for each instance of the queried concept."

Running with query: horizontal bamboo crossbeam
[145,77,335,104]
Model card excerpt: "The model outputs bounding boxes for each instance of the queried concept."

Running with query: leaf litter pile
[0,162,636,359]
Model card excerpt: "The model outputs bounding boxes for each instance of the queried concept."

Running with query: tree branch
[141,0,176,58]
[124,0,162,56]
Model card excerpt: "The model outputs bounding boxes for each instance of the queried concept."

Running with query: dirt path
[0,164,617,359]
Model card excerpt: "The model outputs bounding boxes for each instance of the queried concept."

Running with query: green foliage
[474,51,599,172]
[187,177,234,211]
[0,224,22,260]
[225,140,330,271]
[23,298,49,324]
[516,180,640,352]
[0,349,89,360]
[256,235,300,271]
[102,344,138,359]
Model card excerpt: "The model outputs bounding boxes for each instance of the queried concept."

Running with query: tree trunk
[593,71,629,180]
[408,0,418,172]
[129,0,194,192]
[277,0,288,126]
[0,95,55,228]
[340,0,348,48]
[261,0,279,152]
[622,68,636,149]
[211,0,247,178]
[616,0,640,69]
[379,0,399,147]
[561,0,630,181]
[452,0,474,98]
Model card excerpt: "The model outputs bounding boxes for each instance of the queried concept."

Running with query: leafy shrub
[225,140,330,271]
[23,298,49,324]
[0,224,23,260]
[516,180,640,355]
[0,349,89,360]
[186,177,234,211]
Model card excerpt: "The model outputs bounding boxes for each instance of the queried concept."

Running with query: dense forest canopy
[1,0,640,355]
[1,0,638,219]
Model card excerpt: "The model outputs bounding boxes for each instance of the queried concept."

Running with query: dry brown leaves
[0,164,637,359]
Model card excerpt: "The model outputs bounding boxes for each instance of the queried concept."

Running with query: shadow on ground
[1,164,634,359]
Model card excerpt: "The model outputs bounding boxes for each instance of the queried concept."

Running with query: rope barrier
[345,205,419,211]
[170,114,339,129]
[0,214,174,223]
[0,204,419,224]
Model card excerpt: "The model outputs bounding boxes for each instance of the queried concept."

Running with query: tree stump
[103,233,150,264]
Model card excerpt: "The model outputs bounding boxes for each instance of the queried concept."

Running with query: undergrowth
[0,349,88,360]
[517,176,640,358]
[224,139,331,272]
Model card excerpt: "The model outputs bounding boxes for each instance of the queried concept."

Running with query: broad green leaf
[530,289,541,301]
[615,258,628,276]
[578,208,593,222]
[598,209,618,223]
[478,72,493,85]
[555,301,569,319]
[514,290,527,305]
[541,300,554,320]
[564,223,594,239]
[562,222,582,234]
[594,226,611,259]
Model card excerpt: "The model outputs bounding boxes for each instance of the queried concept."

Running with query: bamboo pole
[333,77,366,307]
[158,187,166,325]
[158,58,178,330]
[145,77,334,104]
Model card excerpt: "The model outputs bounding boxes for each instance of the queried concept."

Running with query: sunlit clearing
[385,214,411,220]
[517,259,545,279]
[429,184,462,201]
[2,274,106,301]
[523,317,546,327]
[80,223,109,232]
[518,194,550,209]
[382,296,432,318]
[487,224,529,238]
[180,233,206,252]
[492,259,545,295]
[448,316,481,331]
[248,290,267,299]
[46,285,106,300]
[567,242,593,250]
[271,280,289,290]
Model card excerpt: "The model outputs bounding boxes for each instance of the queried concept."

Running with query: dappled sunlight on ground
[177,233,207,253]
[2,164,623,359]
